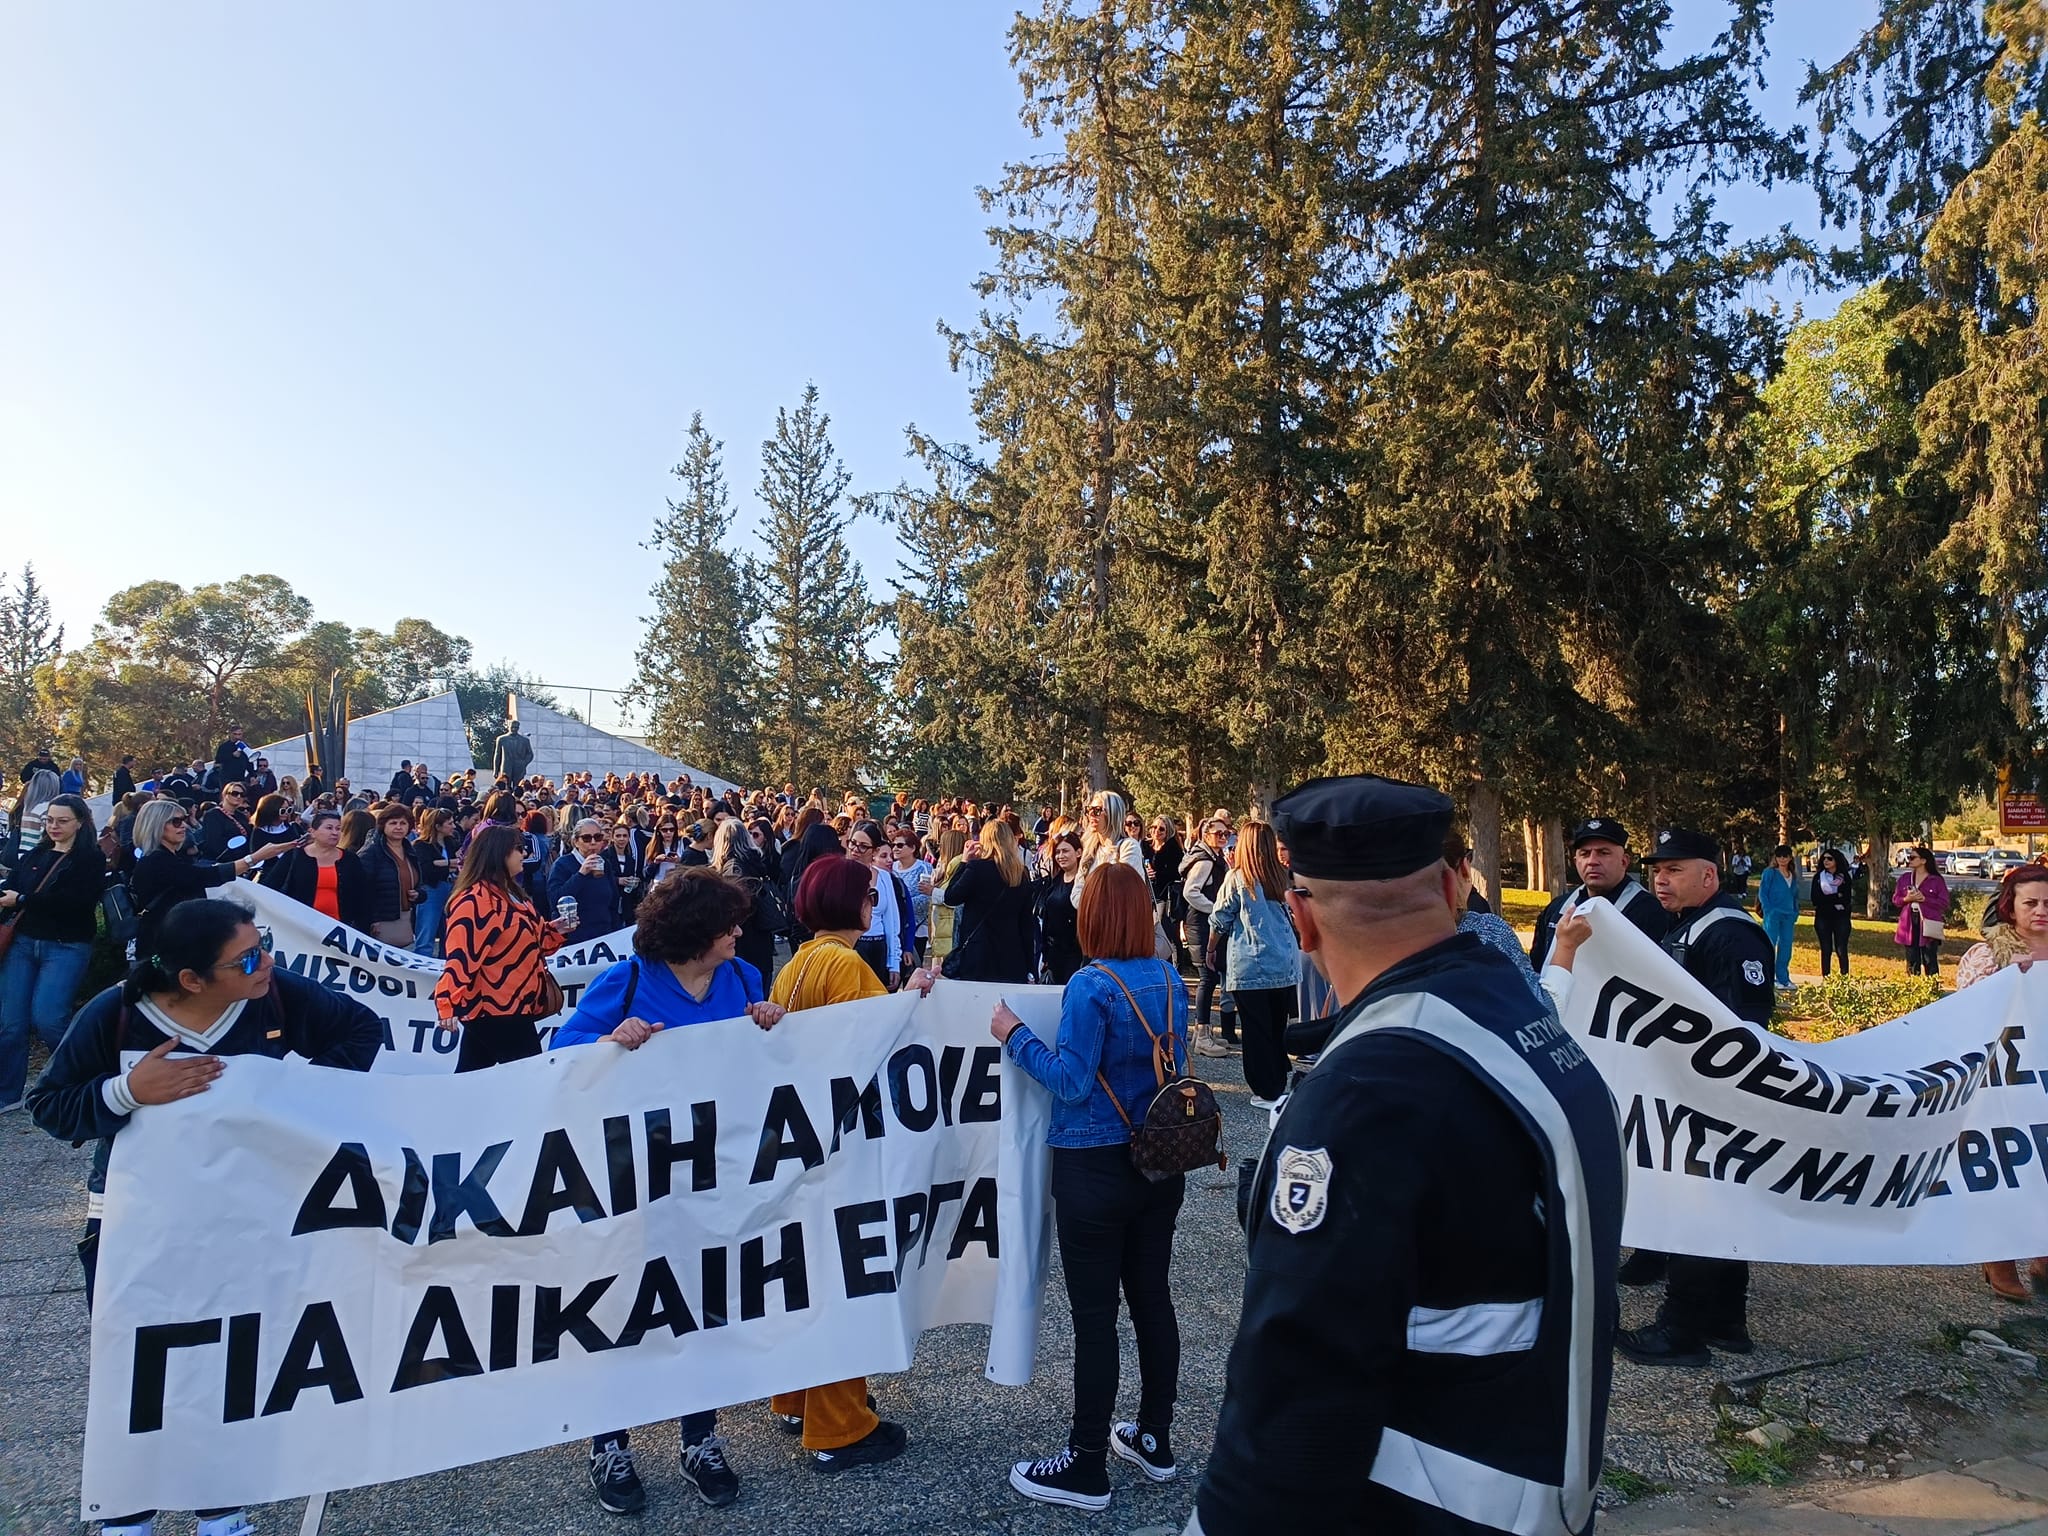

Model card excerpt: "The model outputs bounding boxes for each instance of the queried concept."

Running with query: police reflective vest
[1191,934,1627,1536]
[1660,894,1776,1028]
[1529,877,1666,969]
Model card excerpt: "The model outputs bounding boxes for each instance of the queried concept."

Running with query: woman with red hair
[1957,864,2048,1300]
[764,856,935,1472]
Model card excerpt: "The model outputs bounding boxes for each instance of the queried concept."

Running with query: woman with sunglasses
[27,896,382,1536]
[889,828,935,964]
[844,823,908,988]
[128,800,299,961]
[645,814,687,885]
[1073,791,1146,911]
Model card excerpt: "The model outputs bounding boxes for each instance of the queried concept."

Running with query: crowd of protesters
[7,731,2048,1532]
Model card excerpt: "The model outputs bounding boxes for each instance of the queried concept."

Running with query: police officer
[1614,827,1775,1367]
[1191,775,1625,1536]
[1528,818,1667,969]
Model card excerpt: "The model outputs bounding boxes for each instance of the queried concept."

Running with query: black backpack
[1089,961,1227,1182]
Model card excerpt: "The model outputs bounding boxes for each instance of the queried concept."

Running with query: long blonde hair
[1080,790,1130,875]
[978,819,1027,887]
[1231,820,1287,903]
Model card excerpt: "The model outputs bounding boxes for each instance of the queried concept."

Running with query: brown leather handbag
[1090,960,1228,1182]
[0,851,68,965]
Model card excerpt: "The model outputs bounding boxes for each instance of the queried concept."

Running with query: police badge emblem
[1742,960,1765,985]
[1271,1146,1332,1234]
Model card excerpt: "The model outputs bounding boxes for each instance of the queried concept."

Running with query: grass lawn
[1493,888,1973,982]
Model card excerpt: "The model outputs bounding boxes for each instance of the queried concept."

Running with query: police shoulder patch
[1742,959,1766,986]
[1271,1145,1332,1234]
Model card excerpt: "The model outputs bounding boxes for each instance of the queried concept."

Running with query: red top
[313,861,342,921]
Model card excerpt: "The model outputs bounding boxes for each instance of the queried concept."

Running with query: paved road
[2,1043,2039,1536]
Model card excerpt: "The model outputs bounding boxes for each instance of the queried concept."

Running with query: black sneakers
[1010,1443,1112,1510]
[681,1433,740,1506]
[1111,1421,1177,1481]
[813,1419,909,1474]
[1615,1324,1710,1368]
[1617,1248,1669,1287]
[588,1440,647,1515]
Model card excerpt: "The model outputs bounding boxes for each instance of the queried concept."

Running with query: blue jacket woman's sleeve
[552,958,631,1049]
[1007,969,1111,1105]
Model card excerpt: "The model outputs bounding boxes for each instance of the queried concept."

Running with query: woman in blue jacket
[1207,820,1301,1107]
[990,862,1190,1514]
[547,868,786,1517]
[1757,844,1799,990]
[548,818,623,934]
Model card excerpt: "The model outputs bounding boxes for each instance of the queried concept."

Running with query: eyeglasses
[1287,885,1314,901]
[167,816,189,829]
[849,841,873,852]
[576,834,606,843]
[213,931,274,977]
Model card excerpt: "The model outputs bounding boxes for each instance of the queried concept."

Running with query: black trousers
[1905,940,1941,976]
[455,1014,545,1073]
[855,935,894,988]
[1052,1144,1184,1452]
[1187,912,1234,1038]
[1232,986,1294,1100]
[1660,1256,1749,1340]
[1814,910,1852,976]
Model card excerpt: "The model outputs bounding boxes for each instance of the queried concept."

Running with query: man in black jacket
[1528,817,1669,968]
[1616,827,1777,1367]
[110,755,138,802]
[212,727,253,788]
[1191,776,1624,1535]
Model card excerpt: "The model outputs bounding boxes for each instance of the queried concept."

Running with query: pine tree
[631,415,762,784]
[751,386,882,794]
[0,565,63,770]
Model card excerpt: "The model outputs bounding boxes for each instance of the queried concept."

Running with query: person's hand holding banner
[606,1016,663,1049]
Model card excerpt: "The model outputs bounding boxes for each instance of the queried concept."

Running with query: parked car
[1983,848,2028,875]
[1945,849,1990,877]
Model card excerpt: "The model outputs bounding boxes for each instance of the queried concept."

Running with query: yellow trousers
[769,1377,876,1451]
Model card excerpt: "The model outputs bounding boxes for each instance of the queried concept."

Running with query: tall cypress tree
[0,565,63,770]
[631,414,761,784]
[751,385,881,794]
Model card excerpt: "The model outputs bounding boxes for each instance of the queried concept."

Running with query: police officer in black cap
[1528,818,1667,969]
[1190,775,1624,1536]
[1614,826,1775,1366]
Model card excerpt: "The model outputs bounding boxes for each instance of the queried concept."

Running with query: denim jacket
[1006,956,1190,1149]
[1208,870,1301,990]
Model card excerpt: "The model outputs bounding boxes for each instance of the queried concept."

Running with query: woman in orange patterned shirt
[434,824,579,1072]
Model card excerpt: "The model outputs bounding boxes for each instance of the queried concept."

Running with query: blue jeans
[1762,912,1796,987]
[0,936,94,1102]
[413,883,452,956]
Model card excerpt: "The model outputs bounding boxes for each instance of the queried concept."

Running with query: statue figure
[493,722,533,782]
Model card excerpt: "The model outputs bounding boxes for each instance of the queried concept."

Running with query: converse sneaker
[1009,1443,1111,1510]
[1111,1421,1177,1481]
[812,1419,908,1474]
[195,1517,255,1536]
[681,1433,740,1507]
[588,1440,647,1514]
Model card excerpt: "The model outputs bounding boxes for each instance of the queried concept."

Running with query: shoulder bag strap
[1087,961,1178,1129]
[6,851,70,929]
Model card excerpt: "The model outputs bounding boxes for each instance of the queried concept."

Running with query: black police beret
[1645,827,1719,864]
[1570,817,1630,849]
[1270,774,1453,881]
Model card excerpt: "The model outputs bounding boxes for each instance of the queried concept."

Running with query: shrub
[1773,975,1945,1042]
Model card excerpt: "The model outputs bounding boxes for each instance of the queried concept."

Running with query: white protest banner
[238,880,635,1073]
[1563,900,2048,1265]
[80,980,1060,1519]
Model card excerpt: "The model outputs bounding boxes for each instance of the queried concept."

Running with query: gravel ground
[2,1042,2039,1536]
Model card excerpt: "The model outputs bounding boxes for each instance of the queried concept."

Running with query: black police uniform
[1639,889,1774,1352]
[1194,776,1625,1536]
[1528,819,1667,970]
[1529,878,1665,970]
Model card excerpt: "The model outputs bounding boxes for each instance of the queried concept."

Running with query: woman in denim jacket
[991,862,1191,1512]
[1207,819,1301,1107]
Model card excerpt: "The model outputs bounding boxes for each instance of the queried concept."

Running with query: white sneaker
[98,1521,155,1536]
[1248,1095,1279,1110]
[195,1514,255,1536]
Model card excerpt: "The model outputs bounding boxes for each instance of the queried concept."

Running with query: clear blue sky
[2,2,1871,732]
